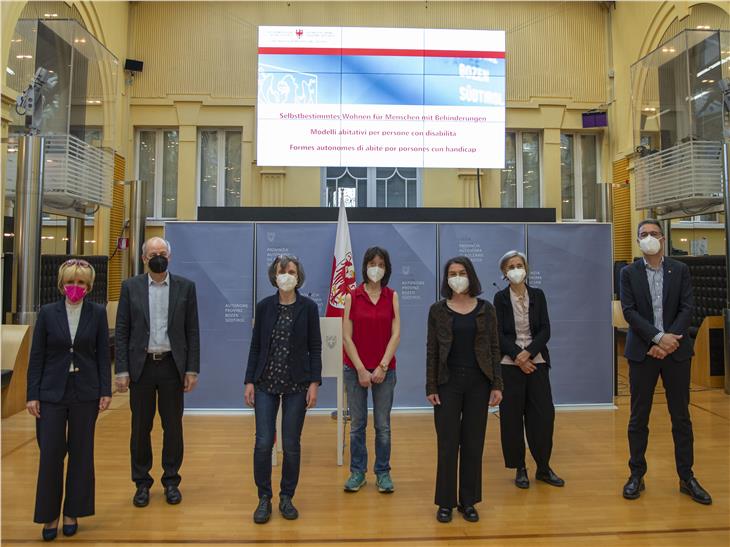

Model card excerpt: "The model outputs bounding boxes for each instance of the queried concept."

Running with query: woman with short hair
[27,259,112,541]
[244,255,322,524]
[493,250,563,490]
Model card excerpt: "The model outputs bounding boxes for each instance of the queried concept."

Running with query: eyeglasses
[63,258,92,268]
[639,231,663,239]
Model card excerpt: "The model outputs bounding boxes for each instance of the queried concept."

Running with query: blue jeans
[344,366,396,474]
[253,389,307,499]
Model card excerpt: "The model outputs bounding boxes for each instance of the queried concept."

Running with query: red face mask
[64,285,87,303]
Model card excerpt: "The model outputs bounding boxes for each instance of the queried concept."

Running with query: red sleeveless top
[344,284,397,371]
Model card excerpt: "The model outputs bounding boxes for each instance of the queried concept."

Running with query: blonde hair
[57,259,96,294]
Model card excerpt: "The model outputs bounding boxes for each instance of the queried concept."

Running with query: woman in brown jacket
[426,256,503,524]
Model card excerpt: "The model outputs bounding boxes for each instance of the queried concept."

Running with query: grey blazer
[115,273,200,382]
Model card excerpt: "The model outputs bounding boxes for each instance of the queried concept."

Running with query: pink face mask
[64,285,87,303]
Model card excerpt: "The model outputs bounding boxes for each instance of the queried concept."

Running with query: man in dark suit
[115,237,200,507]
[619,219,711,505]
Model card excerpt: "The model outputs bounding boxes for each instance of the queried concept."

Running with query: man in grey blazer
[115,237,200,507]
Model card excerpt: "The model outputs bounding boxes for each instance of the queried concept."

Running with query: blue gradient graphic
[258,54,506,106]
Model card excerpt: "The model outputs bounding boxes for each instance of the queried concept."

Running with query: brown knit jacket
[426,299,504,395]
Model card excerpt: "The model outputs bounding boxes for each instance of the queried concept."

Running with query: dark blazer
[115,273,201,382]
[426,299,503,395]
[620,257,694,363]
[245,292,322,385]
[492,286,551,366]
[27,299,111,403]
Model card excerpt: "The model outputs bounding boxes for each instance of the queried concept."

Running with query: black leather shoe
[622,476,645,500]
[679,477,712,505]
[536,468,565,487]
[279,495,299,520]
[515,467,530,489]
[62,519,78,537]
[42,525,57,541]
[457,505,479,522]
[436,507,452,523]
[253,495,272,524]
[133,485,150,507]
[164,485,182,505]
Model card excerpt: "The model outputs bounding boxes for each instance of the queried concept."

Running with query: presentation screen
[257,26,505,168]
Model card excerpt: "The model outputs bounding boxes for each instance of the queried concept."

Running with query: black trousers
[499,364,555,471]
[434,368,490,508]
[628,356,694,481]
[129,355,184,488]
[34,375,99,523]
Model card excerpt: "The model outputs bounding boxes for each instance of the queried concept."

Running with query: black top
[245,291,322,385]
[27,299,112,403]
[493,285,552,367]
[257,303,309,394]
[446,306,479,369]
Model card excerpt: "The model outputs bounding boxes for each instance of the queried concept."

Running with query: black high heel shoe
[42,524,58,541]
[62,518,78,537]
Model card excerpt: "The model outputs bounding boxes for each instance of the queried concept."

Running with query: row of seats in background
[613,256,727,388]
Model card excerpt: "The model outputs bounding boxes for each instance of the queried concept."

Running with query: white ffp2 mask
[506,268,527,285]
[367,266,385,283]
[448,276,469,294]
[639,235,661,256]
[276,273,297,292]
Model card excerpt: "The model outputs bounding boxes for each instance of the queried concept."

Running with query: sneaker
[279,495,299,520]
[253,495,272,524]
[344,472,367,492]
[376,472,394,493]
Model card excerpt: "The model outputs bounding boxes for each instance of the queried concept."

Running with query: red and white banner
[325,202,357,317]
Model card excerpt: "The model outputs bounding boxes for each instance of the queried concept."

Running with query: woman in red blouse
[342,247,401,494]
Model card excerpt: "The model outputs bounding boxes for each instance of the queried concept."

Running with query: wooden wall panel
[611,157,632,263]
[128,1,608,105]
[107,153,125,302]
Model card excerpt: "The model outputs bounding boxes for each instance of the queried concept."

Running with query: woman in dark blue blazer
[26,259,112,541]
[493,251,563,490]
[244,255,322,524]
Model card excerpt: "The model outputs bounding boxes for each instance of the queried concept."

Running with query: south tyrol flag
[325,202,357,317]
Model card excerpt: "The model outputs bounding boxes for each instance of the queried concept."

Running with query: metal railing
[633,140,724,210]
[42,134,114,207]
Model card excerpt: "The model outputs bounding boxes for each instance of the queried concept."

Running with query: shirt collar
[148,272,170,286]
[642,256,664,271]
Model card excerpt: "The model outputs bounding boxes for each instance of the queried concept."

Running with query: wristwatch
[379,362,389,372]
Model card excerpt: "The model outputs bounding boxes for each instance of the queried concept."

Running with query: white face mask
[448,275,469,294]
[506,267,527,285]
[276,273,297,292]
[639,235,662,256]
[367,266,385,283]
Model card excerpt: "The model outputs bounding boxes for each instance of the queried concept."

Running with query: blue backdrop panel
[255,223,335,315]
[166,222,255,409]
[350,223,438,408]
[526,224,613,404]
[438,224,526,302]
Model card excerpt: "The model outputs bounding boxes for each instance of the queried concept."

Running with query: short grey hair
[142,237,172,257]
[637,218,663,238]
[498,250,528,273]
[268,255,305,289]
